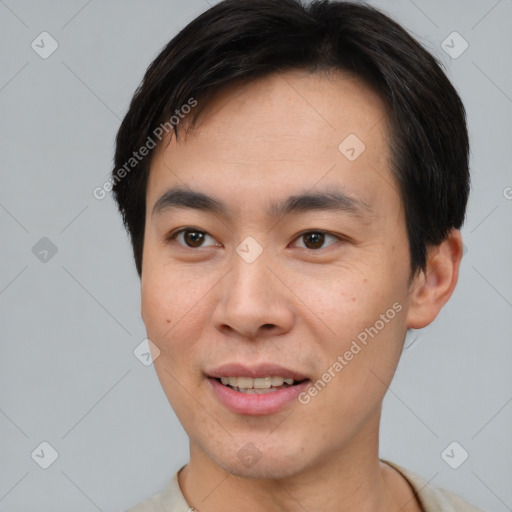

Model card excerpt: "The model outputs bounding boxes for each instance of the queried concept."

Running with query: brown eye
[303,232,325,249]
[169,228,219,248]
[294,231,339,250]
[183,230,205,247]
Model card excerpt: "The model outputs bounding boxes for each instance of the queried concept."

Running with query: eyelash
[166,227,343,251]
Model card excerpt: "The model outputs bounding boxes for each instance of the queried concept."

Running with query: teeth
[254,377,271,389]
[236,377,253,389]
[271,376,284,386]
[217,376,299,389]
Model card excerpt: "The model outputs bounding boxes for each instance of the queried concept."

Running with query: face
[141,69,417,479]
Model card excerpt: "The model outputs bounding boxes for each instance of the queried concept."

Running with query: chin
[207,439,311,480]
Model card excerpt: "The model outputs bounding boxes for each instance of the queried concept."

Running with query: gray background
[0,0,511,510]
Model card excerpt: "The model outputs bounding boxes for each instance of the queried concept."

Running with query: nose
[212,251,295,340]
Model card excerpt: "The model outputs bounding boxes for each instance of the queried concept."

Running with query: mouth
[206,363,311,416]
[206,364,311,415]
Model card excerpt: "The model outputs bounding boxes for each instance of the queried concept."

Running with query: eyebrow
[152,186,374,220]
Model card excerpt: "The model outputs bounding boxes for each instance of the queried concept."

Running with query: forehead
[147,69,395,216]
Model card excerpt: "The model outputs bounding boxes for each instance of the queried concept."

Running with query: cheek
[293,258,408,395]
[140,254,222,373]
[299,285,407,431]
[141,267,172,341]
[141,265,206,415]
[141,263,193,352]
[294,258,404,334]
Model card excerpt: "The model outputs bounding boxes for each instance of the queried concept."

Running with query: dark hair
[111,0,470,279]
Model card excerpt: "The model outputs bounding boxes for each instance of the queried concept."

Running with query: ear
[406,228,463,329]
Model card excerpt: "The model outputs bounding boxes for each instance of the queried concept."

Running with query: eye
[292,230,340,250]
[167,228,220,248]
[167,228,341,250]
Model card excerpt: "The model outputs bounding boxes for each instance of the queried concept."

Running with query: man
[112,1,481,510]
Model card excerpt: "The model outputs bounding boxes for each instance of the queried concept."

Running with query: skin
[140,69,463,512]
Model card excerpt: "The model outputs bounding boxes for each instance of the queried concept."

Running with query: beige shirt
[126,460,483,512]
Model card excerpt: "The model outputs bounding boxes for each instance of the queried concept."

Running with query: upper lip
[207,363,309,381]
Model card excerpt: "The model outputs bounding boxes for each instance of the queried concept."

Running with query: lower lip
[208,377,310,415]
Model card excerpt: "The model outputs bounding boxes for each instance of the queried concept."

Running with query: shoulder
[124,469,191,512]
[382,459,485,512]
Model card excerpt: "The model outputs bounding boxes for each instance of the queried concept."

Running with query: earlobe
[406,229,463,329]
